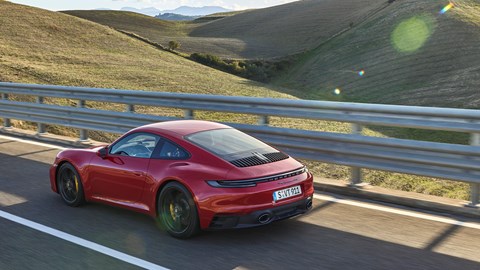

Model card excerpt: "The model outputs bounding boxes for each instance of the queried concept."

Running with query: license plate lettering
[273,185,302,202]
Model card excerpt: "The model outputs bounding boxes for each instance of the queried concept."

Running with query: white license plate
[273,185,302,202]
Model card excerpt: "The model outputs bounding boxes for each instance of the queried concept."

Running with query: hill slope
[0,1,472,200]
[276,0,480,108]
[0,1,288,99]
[61,10,190,44]
[189,0,388,58]
[65,0,388,59]
[159,6,231,16]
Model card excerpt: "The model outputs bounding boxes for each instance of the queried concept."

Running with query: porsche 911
[50,120,314,238]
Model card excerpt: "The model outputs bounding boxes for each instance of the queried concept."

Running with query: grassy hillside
[0,0,307,143]
[62,10,251,59]
[189,0,388,58]
[452,0,480,26]
[194,10,250,22]
[0,1,288,98]
[0,1,471,200]
[276,0,480,109]
[62,10,189,38]
[65,0,388,59]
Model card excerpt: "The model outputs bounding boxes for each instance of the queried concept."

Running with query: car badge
[279,179,297,185]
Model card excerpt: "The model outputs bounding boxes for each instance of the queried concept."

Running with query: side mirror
[97,146,108,159]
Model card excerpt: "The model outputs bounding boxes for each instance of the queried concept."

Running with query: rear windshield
[185,128,278,161]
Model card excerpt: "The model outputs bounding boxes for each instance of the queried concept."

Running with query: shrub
[189,53,295,83]
[168,40,180,51]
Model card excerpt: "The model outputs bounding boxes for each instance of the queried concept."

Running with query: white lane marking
[0,210,168,270]
[0,134,66,150]
[313,194,480,230]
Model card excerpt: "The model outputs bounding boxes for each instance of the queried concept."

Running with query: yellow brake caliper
[169,202,176,221]
[74,175,79,193]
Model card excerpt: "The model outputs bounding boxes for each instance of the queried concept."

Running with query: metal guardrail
[0,82,479,207]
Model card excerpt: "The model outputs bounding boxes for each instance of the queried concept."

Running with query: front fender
[49,149,96,197]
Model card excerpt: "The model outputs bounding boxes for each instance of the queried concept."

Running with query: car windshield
[186,128,278,161]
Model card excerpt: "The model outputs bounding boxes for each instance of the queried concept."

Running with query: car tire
[158,182,200,239]
[57,163,85,207]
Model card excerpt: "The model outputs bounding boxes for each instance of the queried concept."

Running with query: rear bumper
[196,171,315,229]
[207,196,313,229]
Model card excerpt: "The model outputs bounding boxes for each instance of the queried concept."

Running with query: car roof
[135,120,231,137]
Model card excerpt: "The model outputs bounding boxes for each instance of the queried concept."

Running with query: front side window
[109,133,160,158]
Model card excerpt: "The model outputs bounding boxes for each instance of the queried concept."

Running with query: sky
[7,0,299,11]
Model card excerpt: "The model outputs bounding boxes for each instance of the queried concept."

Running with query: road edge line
[0,210,168,270]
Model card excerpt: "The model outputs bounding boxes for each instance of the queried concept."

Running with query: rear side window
[155,141,189,160]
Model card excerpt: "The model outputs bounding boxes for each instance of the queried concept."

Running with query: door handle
[133,171,145,177]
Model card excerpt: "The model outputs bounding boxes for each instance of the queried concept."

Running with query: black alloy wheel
[158,182,200,239]
[57,163,85,207]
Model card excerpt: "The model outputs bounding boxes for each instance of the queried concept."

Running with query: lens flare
[334,88,341,95]
[391,15,434,53]
[440,3,454,14]
[358,70,365,76]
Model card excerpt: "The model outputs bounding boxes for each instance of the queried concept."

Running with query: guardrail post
[468,133,480,207]
[258,115,269,126]
[184,109,194,119]
[78,100,88,141]
[350,123,363,186]
[126,104,135,113]
[36,97,46,134]
[1,93,11,128]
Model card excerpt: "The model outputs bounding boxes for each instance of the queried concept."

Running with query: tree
[168,40,180,51]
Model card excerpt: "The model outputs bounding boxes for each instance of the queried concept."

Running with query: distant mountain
[155,13,200,21]
[120,7,161,16]
[159,6,231,16]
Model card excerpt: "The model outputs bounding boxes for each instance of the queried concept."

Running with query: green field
[0,0,476,200]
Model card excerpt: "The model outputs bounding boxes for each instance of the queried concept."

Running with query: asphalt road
[0,135,479,270]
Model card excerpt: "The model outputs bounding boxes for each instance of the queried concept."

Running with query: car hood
[57,146,102,157]
[88,144,108,150]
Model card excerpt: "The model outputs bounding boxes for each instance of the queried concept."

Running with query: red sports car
[50,120,314,238]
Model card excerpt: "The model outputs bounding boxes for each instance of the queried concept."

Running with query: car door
[89,132,160,203]
[145,139,191,192]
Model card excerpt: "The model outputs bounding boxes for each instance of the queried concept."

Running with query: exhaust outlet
[306,199,313,210]
[258,213,272,224]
